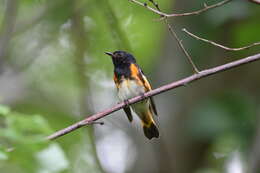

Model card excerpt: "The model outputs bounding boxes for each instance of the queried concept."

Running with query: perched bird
[105,50,159,139]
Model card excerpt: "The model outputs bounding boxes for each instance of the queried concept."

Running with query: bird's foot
[140,93,146,100]
[124,99,130,106]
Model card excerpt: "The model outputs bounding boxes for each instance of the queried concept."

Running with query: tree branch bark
[47,53,260,140]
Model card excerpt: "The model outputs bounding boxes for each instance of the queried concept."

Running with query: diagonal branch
[129,0,232,18]
[183,28,260,51]
[47,53,260,140]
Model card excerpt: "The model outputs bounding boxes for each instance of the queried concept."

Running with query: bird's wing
[137,67,158,116]
[149,97,158,116]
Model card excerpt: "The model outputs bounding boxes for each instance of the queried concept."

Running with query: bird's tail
[141,111,159,139]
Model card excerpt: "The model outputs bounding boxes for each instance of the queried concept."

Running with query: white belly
[117,79,149,118]
[117,79,145,101]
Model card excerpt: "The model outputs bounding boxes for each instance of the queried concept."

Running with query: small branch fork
[129,0,232,18]
[183,28,260,51]
[47,53,260,140]
[146,0,200,73]
[130,0,260,73]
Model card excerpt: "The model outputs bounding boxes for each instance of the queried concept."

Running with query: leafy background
[0,0,260,173]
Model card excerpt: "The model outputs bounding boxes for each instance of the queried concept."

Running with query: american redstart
[105,50,159,139]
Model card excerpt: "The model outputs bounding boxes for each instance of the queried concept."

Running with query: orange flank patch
[113,73,119,88]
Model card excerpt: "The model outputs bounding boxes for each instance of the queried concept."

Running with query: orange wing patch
[130,63,143,86]
[130,63,139,78]
[129,63,152,91]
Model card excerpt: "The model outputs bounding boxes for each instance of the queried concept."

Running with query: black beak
[105,52,113,57]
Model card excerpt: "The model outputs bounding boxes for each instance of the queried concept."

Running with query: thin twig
[167,0,232,17]
[129,0,232,18]
[165,21,199,73]
[148,0,161,11]
[47,53,260,140]
[129,0,166,17]
[148,0,199,73]
[183,28,260,51]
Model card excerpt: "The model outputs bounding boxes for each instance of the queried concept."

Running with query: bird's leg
[121,93,147,106]
[140,93,146,100]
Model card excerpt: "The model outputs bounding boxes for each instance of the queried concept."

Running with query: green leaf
[0,105,10,116]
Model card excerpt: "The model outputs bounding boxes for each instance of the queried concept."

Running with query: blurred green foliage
[189,91,256,142]
[0,104,54,172]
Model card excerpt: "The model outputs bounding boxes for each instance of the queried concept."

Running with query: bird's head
[105,50,136,67]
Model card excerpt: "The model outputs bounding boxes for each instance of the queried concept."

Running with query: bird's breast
[117,78,145,101]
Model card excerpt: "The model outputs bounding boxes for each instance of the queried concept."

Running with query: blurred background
[0,0,260,173]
